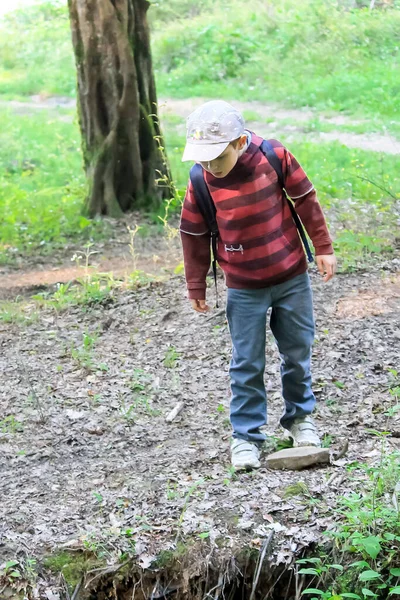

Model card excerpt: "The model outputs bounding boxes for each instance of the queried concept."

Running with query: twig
[165,402,184,423]
[249,531,274,600]
[326,472,346,489]
[353,174,398,201]
[60,572,71,600]
[71,579,82,600]
[204,309,225,322]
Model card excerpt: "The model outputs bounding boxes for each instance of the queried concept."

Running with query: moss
[154,539,196,569]
[282,481,310,498]
[43,551,105,591]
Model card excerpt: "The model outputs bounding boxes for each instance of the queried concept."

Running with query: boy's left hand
[316,254,337,282]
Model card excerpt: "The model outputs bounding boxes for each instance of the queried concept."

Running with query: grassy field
[0,0,399,268]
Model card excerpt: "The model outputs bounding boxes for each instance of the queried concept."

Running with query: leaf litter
[0,257,399,595]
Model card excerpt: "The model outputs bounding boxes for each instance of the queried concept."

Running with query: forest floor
[1,240,400,598]
[1,97,400,600]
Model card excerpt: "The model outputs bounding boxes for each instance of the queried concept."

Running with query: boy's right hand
[190,299,210,314]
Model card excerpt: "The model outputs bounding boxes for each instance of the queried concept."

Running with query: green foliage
[297,445,400,599]
[0,1,75,97]
[0,301,38,325]
[0,108,110,263]
[119,369,159,422]
[152,0,400,121]
[32,277,115,311]
[163,345,181,368]
[2,0,400,125]
[0,415,23,433]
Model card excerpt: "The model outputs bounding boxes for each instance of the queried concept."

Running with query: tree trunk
[68,0,171,217]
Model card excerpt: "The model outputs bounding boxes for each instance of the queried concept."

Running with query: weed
[166,480,179,501]
[322,434,334,448]
[175,479,204,542]
[296,442,400,599]
[70,330,100,372]
[223,466,238,486]
[118,371,159,422]
[92,491,103,504]
[163,345,180,368]
[0,301,38,325]
[127,224,142,271]
[0,415,23,433]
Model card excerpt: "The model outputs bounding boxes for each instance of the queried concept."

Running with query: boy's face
[199,134,247,178]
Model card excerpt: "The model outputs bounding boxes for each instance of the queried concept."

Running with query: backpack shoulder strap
[189,163,218,235]
[260,139,313,263]
[260,139,285,190]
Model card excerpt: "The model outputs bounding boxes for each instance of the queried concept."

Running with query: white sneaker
[231,438,261,470]
[286,416,321,447]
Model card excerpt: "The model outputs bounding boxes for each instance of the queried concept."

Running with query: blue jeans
[226,272,316,445]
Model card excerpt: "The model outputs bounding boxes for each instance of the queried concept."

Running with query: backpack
[189,139,313,306]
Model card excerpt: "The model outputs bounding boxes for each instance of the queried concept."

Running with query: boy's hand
[316,254,337,282]
[190,299,210,313]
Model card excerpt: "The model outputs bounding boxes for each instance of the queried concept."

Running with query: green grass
[0,2,75,97]
[152,0,400,123]
[1,0,399,127]
[0,107,110,263]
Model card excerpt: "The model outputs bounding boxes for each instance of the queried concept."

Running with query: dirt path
[2,95,400,154]
[0,265,399,597]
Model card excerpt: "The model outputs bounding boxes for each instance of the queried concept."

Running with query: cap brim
[182,141,230,162]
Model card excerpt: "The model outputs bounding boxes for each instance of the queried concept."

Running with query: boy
[180,100,336,470]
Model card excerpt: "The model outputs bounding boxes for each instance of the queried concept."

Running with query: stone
[265,446,330,470]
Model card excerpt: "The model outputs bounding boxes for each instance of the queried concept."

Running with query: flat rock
[266,447,330,470]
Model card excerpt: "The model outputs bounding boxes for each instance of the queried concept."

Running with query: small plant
[0,415,23,433]
[297,443,400,599]
[127,224,142,271]
[118,370,159,422]
[283,481,311,499]
[223,466,238,485]
[166,480,179,500]
[163,345,180,368]
[0,302,37,325]
[175,479,204,542]
[0,560,22,582]
[70,330,100,372]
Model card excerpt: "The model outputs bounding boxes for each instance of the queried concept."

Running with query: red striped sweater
[180,134,333,300]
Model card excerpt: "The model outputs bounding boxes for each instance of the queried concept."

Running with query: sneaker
[231,438,261,470]
[286,416,321,447]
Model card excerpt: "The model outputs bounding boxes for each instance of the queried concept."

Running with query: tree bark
[68,0,171,216]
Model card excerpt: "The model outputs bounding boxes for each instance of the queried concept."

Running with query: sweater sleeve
[273,142,334,256]
[179,179,211,300]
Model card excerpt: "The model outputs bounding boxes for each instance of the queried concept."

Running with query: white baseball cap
[182,100,245,162]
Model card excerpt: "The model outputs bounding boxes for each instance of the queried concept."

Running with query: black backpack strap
[260,140,314,263]
[189,164,219,307]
